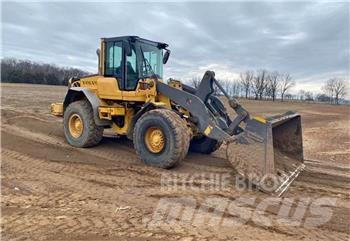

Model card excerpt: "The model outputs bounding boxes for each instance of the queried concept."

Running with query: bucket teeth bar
[273,163,305,197]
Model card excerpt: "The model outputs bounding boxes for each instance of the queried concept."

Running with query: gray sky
[2,1,349,94]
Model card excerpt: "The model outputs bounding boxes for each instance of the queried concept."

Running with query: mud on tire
[64,100,103,147]
[133,109,190,169]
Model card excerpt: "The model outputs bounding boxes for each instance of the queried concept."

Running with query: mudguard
[63,87,112,127]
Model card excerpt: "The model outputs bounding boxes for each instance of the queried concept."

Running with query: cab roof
[101,36,168,49]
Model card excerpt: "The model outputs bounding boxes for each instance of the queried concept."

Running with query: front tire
[133,109,190,169]
[63,100,103,147]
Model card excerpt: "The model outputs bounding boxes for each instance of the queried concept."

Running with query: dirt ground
[1,83,349,241]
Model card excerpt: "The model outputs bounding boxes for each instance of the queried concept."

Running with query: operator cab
[97,36,170,91]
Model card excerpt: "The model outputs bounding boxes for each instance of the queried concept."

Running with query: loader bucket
[227,112,305,196]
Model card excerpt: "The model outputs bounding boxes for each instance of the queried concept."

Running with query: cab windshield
[139,43,163,79]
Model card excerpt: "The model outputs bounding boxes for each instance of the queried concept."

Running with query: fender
[126,102,162,140]
[63,87,112,127]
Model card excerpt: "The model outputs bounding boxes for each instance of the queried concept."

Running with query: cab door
[105,40,140,92]
[124,44,139,91]
[105,40,124,90]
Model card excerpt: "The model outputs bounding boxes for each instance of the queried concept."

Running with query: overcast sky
[2,1,349,94]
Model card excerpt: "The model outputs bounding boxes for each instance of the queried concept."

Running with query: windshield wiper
[140,46,157,79]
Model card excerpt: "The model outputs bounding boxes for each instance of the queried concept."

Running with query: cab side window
[125,47,138,90]
[105,41,122,77]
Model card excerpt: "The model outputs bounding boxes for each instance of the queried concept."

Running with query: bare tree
[219,79,241,97]
[323,78,347,104]
[305,91,314,101]
[323,79,335,104]
[221,79,232,97]
[280,73,295,102]
[231,80,242,97]
[298,90,305,101]
[285,93,293,100]
[239,71,254,99]
[266,71,280,101]
[210,78,221,95]
[316,93,331,102]
[333,79,347,104]
[188,75,216,93]
[190,76,201,89]
[251,70,268,100]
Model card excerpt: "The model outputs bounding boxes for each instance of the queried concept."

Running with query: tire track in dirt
[290,160,350,197]
[144,191,349,241]
[2,148,156,208]
[1,146,157,190]
[1,147,229,241]
[2,122,163,176]
[3,113,234,173]
[2,115,236,194]
[2,119,237,196]
[4,112,349,194]
[1,129,225,240]
[2,214,124,241]
[0,133,270,240]
[150,188,349,239]
[1,149,172,240]
[1,123,178,195]
[3,114,350,193]
[2,107,350,240]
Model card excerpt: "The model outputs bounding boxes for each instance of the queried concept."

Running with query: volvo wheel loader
[51,36,305,196]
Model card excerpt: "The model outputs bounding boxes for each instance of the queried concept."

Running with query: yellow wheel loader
[51,36,305,196]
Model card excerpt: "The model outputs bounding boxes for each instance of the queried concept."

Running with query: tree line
[190,70,348,105]
[1,58,347,104]
[1,58,90,86]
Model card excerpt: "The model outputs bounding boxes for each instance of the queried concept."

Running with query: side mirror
[96,48,100,57]
[123,40,132,56]
[163,49,171,64]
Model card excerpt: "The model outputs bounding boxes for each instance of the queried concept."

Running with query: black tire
[190,136,221,154]
[63,100,103,147]
[133,109,190,169]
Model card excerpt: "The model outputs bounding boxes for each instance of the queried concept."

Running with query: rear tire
[133,109,190,169]
[190,136,221,154]
[64,100,103,147]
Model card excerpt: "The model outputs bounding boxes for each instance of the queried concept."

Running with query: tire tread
[133,108,190,168]
[64,100,103,148]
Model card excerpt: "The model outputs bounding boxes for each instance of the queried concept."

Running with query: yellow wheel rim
[145,127,165,153]
[68,113,84,138]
